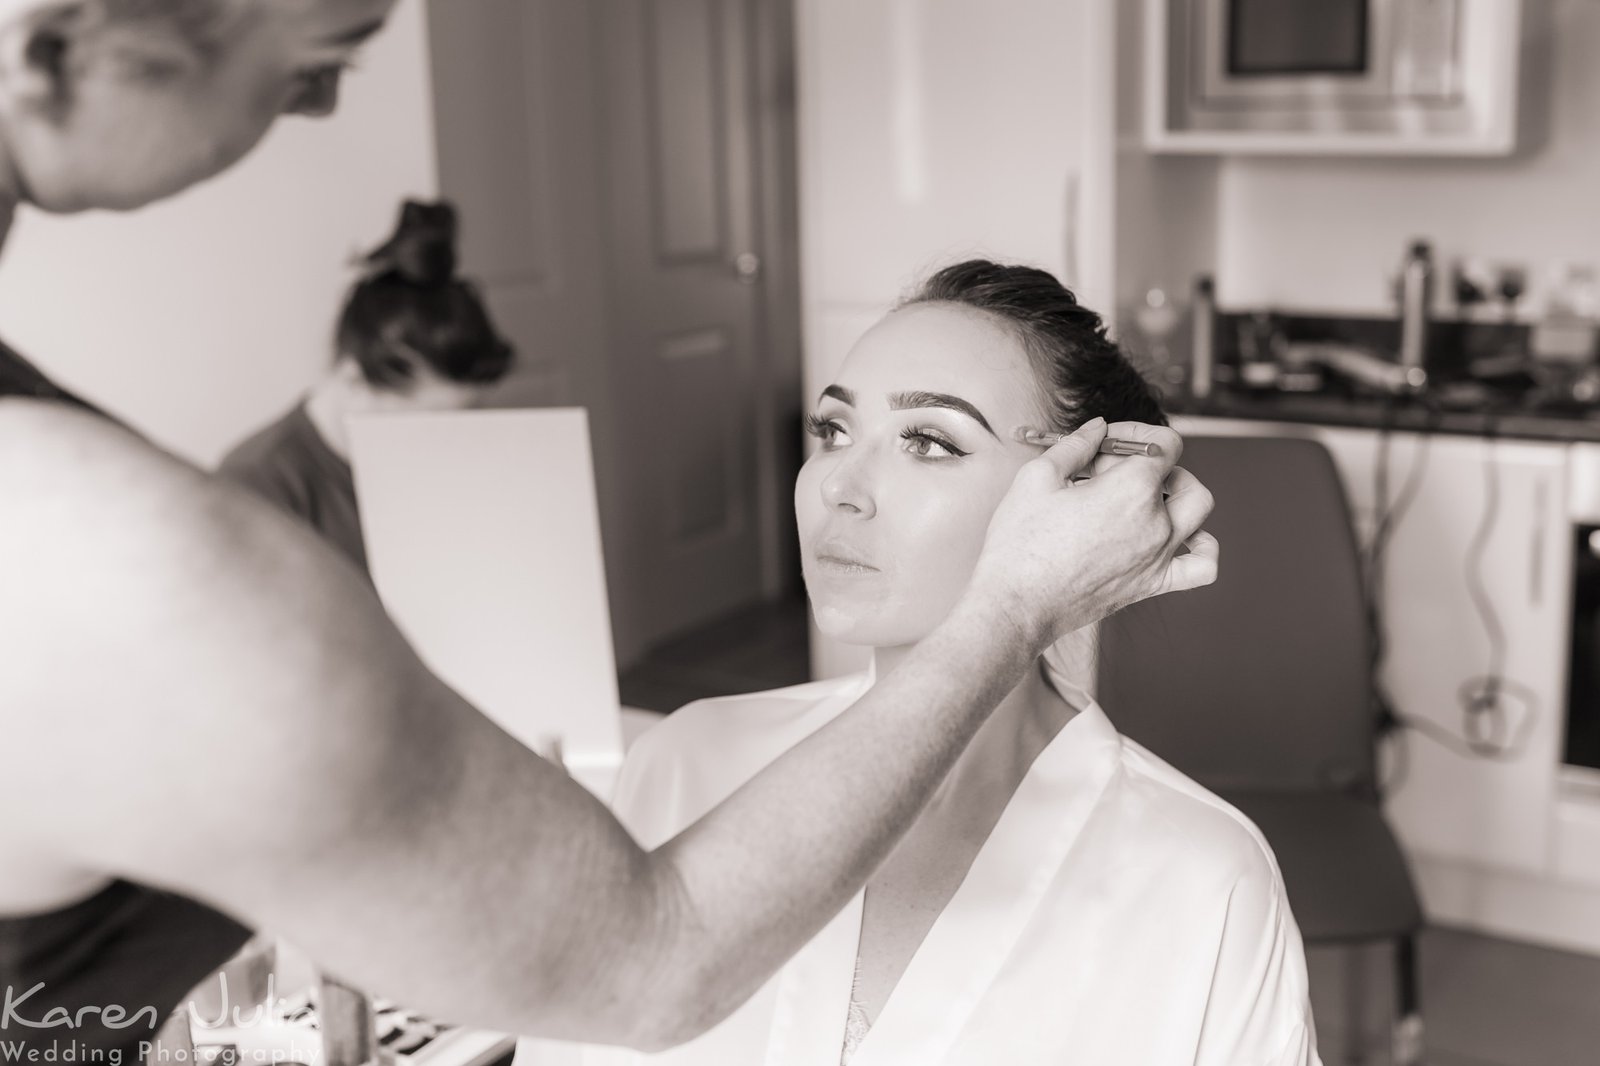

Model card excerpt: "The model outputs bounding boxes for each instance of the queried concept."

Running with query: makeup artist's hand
[969,417,1218,651]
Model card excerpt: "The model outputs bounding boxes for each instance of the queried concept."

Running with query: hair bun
[362,200,459,286]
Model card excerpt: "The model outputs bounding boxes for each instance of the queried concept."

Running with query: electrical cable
[1448,419,1540,759]
[1367,401,1436,798]
[1372,410,1540,793]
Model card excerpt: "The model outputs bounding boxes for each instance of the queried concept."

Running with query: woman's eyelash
[803,416,967,458]
[803,414,843,441]
[900,428,969,458]
[301,56,360,79]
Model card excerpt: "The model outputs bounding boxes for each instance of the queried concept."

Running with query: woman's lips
[813,545,880,574]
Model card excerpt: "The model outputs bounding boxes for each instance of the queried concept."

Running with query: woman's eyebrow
[819,384,855,406]
[888,390,998,437]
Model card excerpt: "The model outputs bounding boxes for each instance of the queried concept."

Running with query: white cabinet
[1375,435,1570,874]
[1174,417,1572,876]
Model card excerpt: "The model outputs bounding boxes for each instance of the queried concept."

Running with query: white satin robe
[581,673,1322,1066]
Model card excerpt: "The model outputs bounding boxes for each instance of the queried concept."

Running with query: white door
[427,0,799,666]
[596,0,772,654]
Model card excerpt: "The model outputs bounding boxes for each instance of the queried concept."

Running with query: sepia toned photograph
[1,1,1596,1064]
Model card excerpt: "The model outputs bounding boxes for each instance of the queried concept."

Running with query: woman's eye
[803,414,850,449]
[284,62,352,116]
[901,429,968,459]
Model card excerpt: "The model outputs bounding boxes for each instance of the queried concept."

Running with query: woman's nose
[819,451,876,518]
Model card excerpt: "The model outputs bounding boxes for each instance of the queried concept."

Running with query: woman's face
[795,303,1052,649]
[0,0,394,211]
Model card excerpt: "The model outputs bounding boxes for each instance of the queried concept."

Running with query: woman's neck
[1,192,15,254]
[1,132,21,252]
[303,374,356,461]
[870,642,1077,822]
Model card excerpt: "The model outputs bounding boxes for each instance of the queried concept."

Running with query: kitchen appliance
[1565,446,1600,773]
[1148,0,1522,154]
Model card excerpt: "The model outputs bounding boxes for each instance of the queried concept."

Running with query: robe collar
[762,674,1122,1065]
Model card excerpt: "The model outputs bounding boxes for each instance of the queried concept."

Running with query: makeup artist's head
[327,199,514,413]
[0,0,393,213]
[796,259,1166,650]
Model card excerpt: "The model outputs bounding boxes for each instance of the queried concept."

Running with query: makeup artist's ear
[0,0,87,119]
[0,0,198,117]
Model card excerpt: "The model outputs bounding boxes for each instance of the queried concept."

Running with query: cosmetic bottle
[1191,275,1215,400]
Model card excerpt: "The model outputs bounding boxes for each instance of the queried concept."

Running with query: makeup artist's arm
[0,408,1213,1050]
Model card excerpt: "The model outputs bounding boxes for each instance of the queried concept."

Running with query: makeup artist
[0,0,1218,1060]
[219,198,511,574]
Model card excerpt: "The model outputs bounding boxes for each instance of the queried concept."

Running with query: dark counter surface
[1173,309,1600,443]
[1164,388,1600,444]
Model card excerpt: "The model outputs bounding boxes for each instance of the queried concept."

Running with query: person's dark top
[0,338,253,1062]
[217,401,369,573]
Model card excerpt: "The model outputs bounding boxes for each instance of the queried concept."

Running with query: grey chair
[1097,434,1424,1065]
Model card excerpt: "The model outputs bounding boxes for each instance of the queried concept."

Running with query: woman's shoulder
[1101,731,1287,894]
[1088,723,1317,1064]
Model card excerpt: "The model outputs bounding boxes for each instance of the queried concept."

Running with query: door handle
[732,252,762,283]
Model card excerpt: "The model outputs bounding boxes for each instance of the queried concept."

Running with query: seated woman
[587,261,1319,1066]
[218,199,513,573]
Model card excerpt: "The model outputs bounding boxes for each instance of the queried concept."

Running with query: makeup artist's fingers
[1062,422,1182,486]
[1159,530,1221,594]
[1023,416,1107,485]
[1102,421,1184,471]
[1161,466,1214,545]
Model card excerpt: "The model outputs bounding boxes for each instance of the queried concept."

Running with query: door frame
[748,0,806,602]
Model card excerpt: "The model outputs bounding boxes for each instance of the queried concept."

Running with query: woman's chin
[810,602,931,650]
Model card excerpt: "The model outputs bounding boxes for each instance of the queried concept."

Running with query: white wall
[796,0,1118,678]
[0,0,438,465]
[1214,0,1600,314]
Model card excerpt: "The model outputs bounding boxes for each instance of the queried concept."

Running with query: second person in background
[219,199,513,572]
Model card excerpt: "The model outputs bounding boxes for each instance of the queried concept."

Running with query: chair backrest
[1097,435,1377,794]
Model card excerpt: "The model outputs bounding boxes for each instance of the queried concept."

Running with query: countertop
[1165,388,1600,444]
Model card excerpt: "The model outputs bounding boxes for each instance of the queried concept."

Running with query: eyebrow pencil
[1013,427,1164,457]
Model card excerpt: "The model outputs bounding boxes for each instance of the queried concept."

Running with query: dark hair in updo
[336,200,514,390]
[901,260,1166,431]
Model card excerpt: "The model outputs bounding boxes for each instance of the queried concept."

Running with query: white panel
[348,408,624,790]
